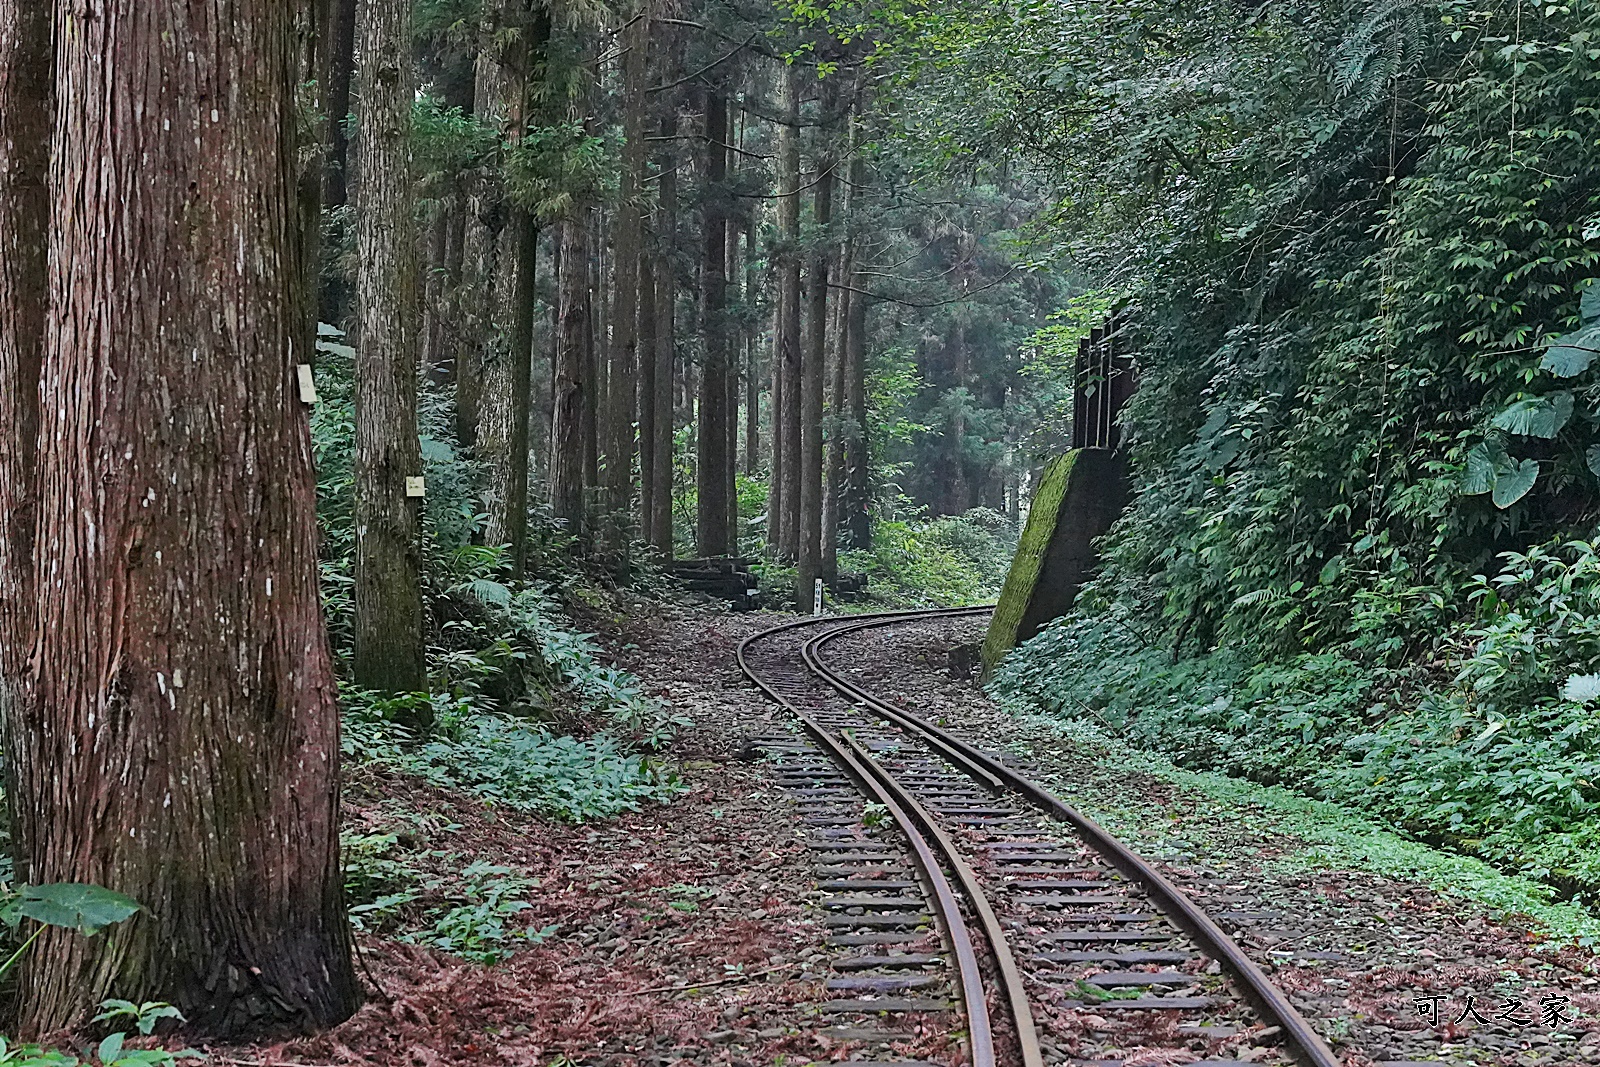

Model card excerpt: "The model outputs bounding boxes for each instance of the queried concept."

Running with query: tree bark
[744,224,760,478]
[478,1,550,576]
[775,69,803,562]
[551,217,590,537]
[796,149,835,606]
[603,9,650,551]
[649,124,678,553]
[0,0,51,867]
[844,236,873,550]
[353,0,426,692]
[637,248,659,547]
[822,239,852,583]
[18,0,358,1035]
[0,0,49,675]
[725,217,742,544]
[696,90,732,557]
[322,0,357,207]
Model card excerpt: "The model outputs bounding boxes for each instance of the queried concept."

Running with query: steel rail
[803,631,1044,1067]
[806,609,1344,1067]
[735,617,999,1067]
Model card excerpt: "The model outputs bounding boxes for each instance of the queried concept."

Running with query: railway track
[738,607,1343,1067]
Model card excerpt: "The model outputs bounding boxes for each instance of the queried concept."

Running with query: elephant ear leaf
[1490,393,1573,438]
[1542,322,1600,377]
[1582,281,1600,323]
[1588,444,1600,480]
[1462,440,1505,495]
[1492,459,1539,509]
[12,884,142,936]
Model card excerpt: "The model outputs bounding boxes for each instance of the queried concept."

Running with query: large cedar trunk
[483,214,539,575]
[0,0,50,725]
[775,68,803,562]
[16,0,358,1035]
[353,0,426,692]
[796,154,834,605]
[744,226,760,478]
[695,91,732,557]
[822,241,852,583]
[550,217,590,535]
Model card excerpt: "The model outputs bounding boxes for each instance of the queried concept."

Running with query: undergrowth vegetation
[312,336,685,828]
[995,540,1600,901]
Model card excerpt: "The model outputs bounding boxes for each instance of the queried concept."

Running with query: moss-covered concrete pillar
[980,449,1129,676]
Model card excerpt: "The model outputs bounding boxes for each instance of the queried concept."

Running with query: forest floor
[212,602,1600,1067]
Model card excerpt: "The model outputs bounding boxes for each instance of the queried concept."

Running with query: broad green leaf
[96,1035,123,1064]
[15,884,141,936]
[1490,393,1573,438]
[1581,282,1600,323]
[1492,459,1539,508]
[1461,440,1505,495]
[1588,444,1600,479]
[1562,674,1600,703]
[1540,322,1600,376]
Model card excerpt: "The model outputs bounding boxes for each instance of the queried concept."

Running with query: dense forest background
[7,0,1600,1044]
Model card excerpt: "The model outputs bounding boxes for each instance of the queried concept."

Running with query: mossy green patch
[982,451,1079,674]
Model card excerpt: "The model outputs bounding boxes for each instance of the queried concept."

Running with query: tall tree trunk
[822,239,853,583]
[478,1,550,576]
[766,282,785,550]
[18,0,358,1034]
[696,90,731,557]
[322,0,357,207]
[483,215,539,575]
[844,238,872,551]
[775,69,803,562]
[551,217,590,536]
[725,217,741,545]
[353,0,426,692]
[0,0,51,865]
[581,213,600,498]
[796,149,835,606]
[649,124,678,553]
[744,224,759,477]
[603,8,649,551]
[842,106,872,551]
[637,248,659,547]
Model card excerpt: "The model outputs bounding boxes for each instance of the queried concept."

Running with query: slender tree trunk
[581,213,600,500]
[796,150,835,605]
[421,201,451,381]
[18,0,358,1035]
[484,215,539,575]
[696,90,731,556]
[766,284,785,550]
[638,248,659,547]
[725,217,741,545]
[649,126,678,553]
[745,224,759,477]
[353,0,426,692]
[603,9,649,551]
[844,237,872,551]
[822,239,852,582]
[842,105,873,551]
[430,194,468,388]
[551,217,590,536]
[478,2,549,576]
[0,0,51,866]
[322,0,357,207]
[776,69,803,561]
[456,188,500,450]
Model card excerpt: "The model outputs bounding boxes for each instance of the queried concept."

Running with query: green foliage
[0,884,141,939]
[994,541,1600,899]
[342,834,556,963]
[0,1002,200,1067]
[841,507,1018,607]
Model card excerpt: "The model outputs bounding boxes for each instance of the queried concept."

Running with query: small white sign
[296,364,318,404]
[405,476,426,498]
[813,577,824,617]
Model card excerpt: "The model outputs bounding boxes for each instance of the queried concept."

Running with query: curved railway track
[738,607,1343,1067]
